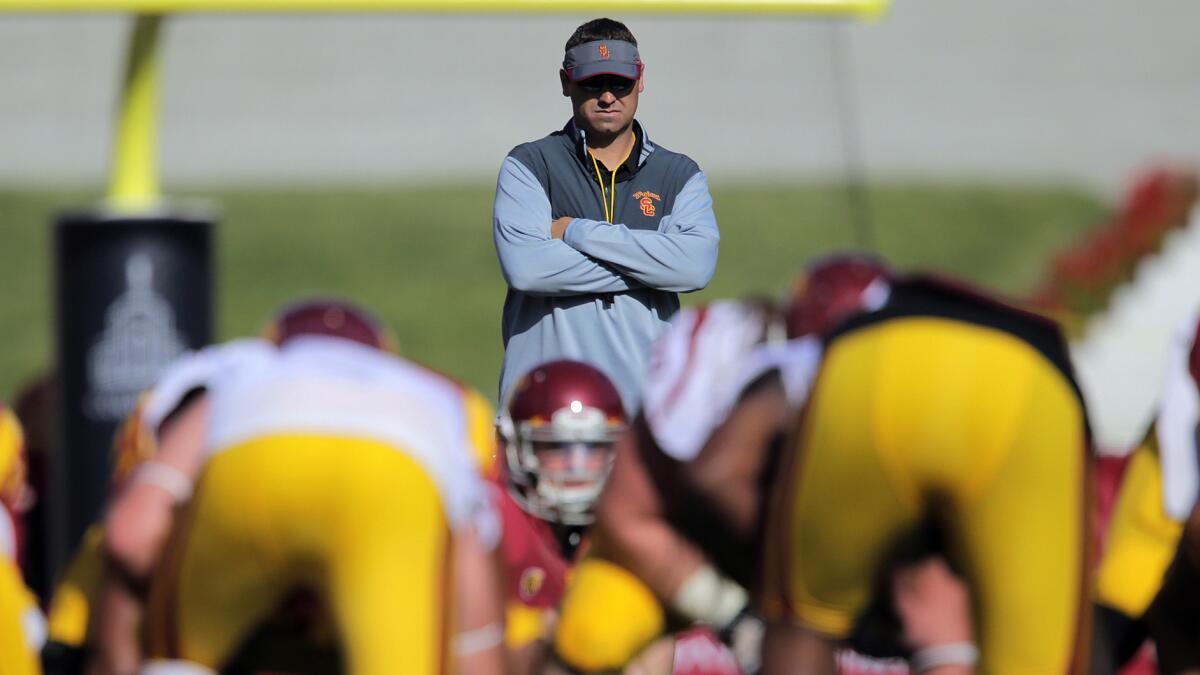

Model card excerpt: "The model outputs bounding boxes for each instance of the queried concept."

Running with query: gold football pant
[0,559,41,675]
[765,317,1089,674]
[1095,435,1182,618]
[147,434,452,675]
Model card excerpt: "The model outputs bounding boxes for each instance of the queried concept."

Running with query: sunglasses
[577,75,637,96]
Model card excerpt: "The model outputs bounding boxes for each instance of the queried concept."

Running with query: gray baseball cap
[563,40,643,82]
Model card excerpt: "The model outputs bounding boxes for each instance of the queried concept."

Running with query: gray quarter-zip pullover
[494,119,720,411]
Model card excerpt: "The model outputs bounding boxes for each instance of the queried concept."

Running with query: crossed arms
[492,156,720,297]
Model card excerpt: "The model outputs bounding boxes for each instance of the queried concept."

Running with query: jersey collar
[564,118,654,180]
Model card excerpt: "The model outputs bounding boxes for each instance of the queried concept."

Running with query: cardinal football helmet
[499,360,627,525]
[786,254,893,339]
[264,298,397,353]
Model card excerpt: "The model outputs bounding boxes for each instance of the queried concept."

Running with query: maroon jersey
[496,481,574,609]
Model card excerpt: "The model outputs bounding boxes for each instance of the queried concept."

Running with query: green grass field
[0,182,1108,402]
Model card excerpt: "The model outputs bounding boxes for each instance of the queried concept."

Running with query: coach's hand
[551,217,574,239]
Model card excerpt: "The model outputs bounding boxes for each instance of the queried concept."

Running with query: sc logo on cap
[598,43,610,60]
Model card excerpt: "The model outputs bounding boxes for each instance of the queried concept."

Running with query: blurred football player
[1082,310,1200,675]
[68,299,395,675]
[550,255,892,674]
[0,404,45,675]
[1121,313,1200,675]
[96,299,505,675]
[495,359,625,671]
[1,404,31,571]
[500,358,768,675]
[759,275,1090,674]
[561,267,1092,675]
[1091,432,1182,673]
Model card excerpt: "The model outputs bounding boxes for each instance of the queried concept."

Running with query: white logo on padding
[86,255,187,421]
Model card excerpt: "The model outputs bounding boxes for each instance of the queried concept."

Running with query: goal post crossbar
[0,0,887,15]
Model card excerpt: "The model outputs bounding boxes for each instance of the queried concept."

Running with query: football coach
[492,17,720,412]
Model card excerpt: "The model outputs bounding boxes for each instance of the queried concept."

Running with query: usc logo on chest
[632,191,662,217]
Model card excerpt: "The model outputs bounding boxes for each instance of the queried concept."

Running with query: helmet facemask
[506,403,621,525]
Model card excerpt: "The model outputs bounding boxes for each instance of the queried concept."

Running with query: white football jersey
[1157,311,1200,521]
[643,301,822,462]
[144,336,492,532]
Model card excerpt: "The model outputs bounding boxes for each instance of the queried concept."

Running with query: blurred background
[1,0,1198,450]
